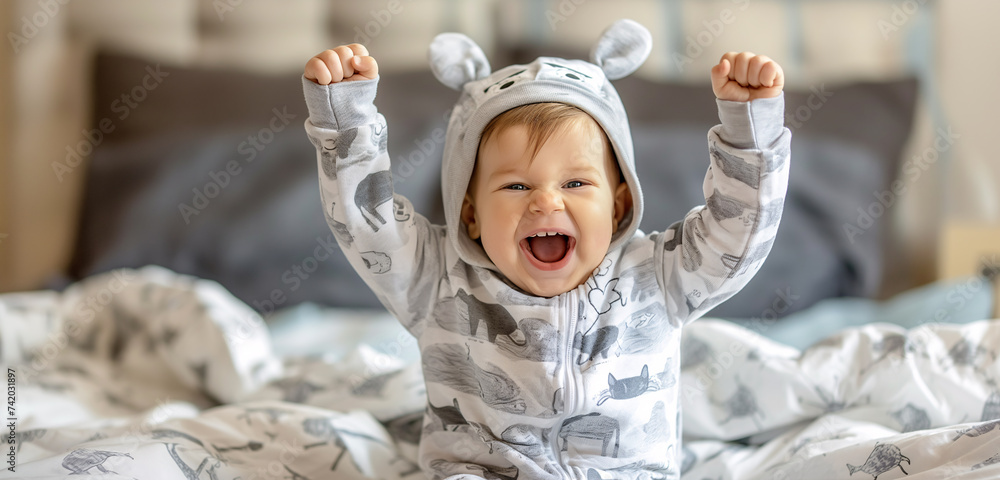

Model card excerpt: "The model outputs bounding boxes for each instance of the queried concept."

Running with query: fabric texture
[8,269,1000,479]
[301,21,791,478]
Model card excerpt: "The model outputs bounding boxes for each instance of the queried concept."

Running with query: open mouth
[520,231,576,270]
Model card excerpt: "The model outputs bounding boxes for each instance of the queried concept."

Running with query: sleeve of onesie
[653,94,791,325]
[302,76,444,333]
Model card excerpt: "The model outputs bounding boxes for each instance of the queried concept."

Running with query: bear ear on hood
[428,33,492,91]
[590,19,652,80]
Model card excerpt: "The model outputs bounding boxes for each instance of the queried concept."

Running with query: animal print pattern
[456,289,526,345]
[355,171,394,232]
[847,443,910,479]
[709,142,760,189]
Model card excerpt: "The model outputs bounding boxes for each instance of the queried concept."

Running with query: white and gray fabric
[5,268,1000,479]
[302,19,790,479]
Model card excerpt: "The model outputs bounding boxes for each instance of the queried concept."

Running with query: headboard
[1,0,994,303]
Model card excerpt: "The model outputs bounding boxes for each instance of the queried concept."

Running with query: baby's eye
[504,184,528,191]
[565,181,585,188]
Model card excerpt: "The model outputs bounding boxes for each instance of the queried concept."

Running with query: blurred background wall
[0,0,997,298]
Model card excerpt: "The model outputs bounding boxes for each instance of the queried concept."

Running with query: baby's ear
[613,181,632,233]
[461,193,481,240]
[429,33,492,91]
[590,19,652,80]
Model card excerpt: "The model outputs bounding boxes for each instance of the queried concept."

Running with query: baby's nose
[529,188,564,214]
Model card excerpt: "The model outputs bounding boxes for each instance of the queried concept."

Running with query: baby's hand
[711,52,784,102]
[304,44,379,85]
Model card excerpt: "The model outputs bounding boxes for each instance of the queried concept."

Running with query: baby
[303,20,789,480]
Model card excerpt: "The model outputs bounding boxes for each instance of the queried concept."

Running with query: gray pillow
[619,77,918,318]
[70,52,918,319]
[634,126,890,318]
[70,53,451,312]
[72,128,382,311]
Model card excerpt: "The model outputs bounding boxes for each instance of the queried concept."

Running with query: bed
[3,1,999,478]
[4,267,998,478]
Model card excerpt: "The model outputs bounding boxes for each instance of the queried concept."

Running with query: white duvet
[2,267,999,479]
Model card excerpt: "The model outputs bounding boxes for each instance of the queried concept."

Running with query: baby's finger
[304,57,332,85]
[757,61,775,88]
[350,55,379,80]
[765,61,784,89]
[316,49,344,83]
[710,58,731,94]
[732,51,755,86]
[747,55,771,88]
[346,43,369,57]
[333,45,357,79]
[718,52,739,80]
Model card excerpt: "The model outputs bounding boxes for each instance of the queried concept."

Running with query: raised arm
[303,44,443,330]
[656,52,791,324]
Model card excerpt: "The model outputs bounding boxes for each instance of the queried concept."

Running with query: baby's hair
[478,102,617,169]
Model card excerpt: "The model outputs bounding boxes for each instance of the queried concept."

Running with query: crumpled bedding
[2,267,999,479]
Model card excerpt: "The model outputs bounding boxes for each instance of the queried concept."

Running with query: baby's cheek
[480,223,518,263]
[582,210,616,255]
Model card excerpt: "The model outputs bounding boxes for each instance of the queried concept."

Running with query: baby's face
[462,117,630,298]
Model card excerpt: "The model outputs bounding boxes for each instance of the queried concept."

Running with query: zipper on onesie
[552,290,580,477]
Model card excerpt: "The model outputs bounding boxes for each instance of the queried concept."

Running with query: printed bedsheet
[2,267,1000,479]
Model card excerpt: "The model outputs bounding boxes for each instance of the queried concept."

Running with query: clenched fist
[304,44,379,85]
[711,52,784,102]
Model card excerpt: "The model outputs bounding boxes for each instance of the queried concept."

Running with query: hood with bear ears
[430,19,652,270]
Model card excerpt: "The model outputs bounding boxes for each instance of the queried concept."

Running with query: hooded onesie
[302,19,791,480]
